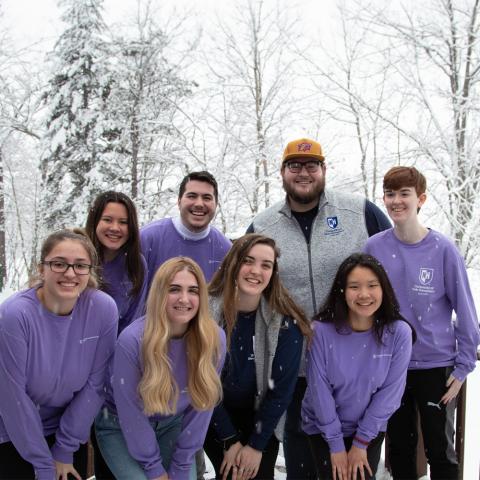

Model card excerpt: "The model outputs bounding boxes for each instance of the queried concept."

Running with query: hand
[220,441,242,480]
[152,475,168,480]
[330,450,348,480]
[347,445,372,480]
[235,444,262,480]
[54,461,82,480]
[440,375,463,404]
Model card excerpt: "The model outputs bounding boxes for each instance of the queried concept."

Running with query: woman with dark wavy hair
[205,233,312,480]
[85,191,147,334]
[302,253,414,480]
[86,191,148,478]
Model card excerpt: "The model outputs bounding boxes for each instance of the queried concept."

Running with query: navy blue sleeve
[245,223,254,234]
[248,317,303,451]
[365,200,391,237]
[209,392,239,441]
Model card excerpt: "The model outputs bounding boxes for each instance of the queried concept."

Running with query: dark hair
[85,191,144,297]
[383,166,426,196]
[178,171,219,202]
[314,253,415,344]
[30,229,99,288]
[209,233,312,345]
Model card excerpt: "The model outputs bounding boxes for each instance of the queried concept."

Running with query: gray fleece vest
[252,189,369,375]
[209,296,286,442]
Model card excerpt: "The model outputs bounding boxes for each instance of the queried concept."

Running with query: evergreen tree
[103,6,194,221]
[40,0,111,228]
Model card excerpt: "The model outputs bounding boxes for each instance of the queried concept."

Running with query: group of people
[0,137,477,480]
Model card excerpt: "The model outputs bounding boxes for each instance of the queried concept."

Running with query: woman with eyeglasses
[0,229,118,480]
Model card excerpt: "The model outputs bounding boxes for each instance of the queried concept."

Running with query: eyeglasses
[42,261,92,275]
[284,160,323,173]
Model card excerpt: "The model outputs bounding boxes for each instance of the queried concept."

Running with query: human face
[237,243,275,309]
[178,180,217,232]
[281,157,326,211]
[383,187,426,226]
[39,240,92,315]
[95,202,129,260]
[345,266,383,330]
[166,269,200,337]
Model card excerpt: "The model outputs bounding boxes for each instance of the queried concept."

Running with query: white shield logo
[327,217,338,229]
[419,268,434,285]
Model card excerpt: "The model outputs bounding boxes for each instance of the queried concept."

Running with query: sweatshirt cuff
[327,436,346,453]
[168,464,190,480]
[248,433,269,452]
[50,443,73,464]
[352,435,370,450]
[452,366,468,383]
[145,464,167,480]
[35,468,56,480]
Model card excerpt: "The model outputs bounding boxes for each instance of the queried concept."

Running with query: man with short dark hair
[141,171,231,479]
[141,171,231,290]
[248,138,391,479]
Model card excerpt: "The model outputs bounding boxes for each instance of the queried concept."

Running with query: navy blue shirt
[211,311,303,451]
[246,198,390,239]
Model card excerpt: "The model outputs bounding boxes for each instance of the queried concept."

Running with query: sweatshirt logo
[419,268,434,285]
[326,216,338,229]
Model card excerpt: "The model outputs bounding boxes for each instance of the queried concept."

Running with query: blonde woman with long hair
[96,257,225,480]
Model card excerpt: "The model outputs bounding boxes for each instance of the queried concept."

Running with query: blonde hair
[139,257,223,415]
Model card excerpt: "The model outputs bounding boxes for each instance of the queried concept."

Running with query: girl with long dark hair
[302,253,414,480]
[85,191,147,334]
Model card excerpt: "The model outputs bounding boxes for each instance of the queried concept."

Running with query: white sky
[2,0,336,52]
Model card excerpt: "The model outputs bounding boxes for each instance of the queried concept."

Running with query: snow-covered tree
[0,14,43,289]
[103,1,195,221]
[40,0,112,229]
[202,0,305,225]
[346,0,480,267]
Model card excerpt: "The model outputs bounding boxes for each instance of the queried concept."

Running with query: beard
[282,176,325,205]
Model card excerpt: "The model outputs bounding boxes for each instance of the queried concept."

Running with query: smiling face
[95,202,129,261]
[236,243,275,310]
[345,266,383,330]
[166,269,200,337]
[281,158,326,211]
[178,180,217,232]
[39,239,92,315]
[383,187,426,226]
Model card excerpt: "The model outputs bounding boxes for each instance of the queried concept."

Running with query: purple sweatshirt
[140,217,231,288]
[112,317,226,480]
[0,287,118,480]
[101,251,148,334]
[302,320,412,453]
[365,228,479,380]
